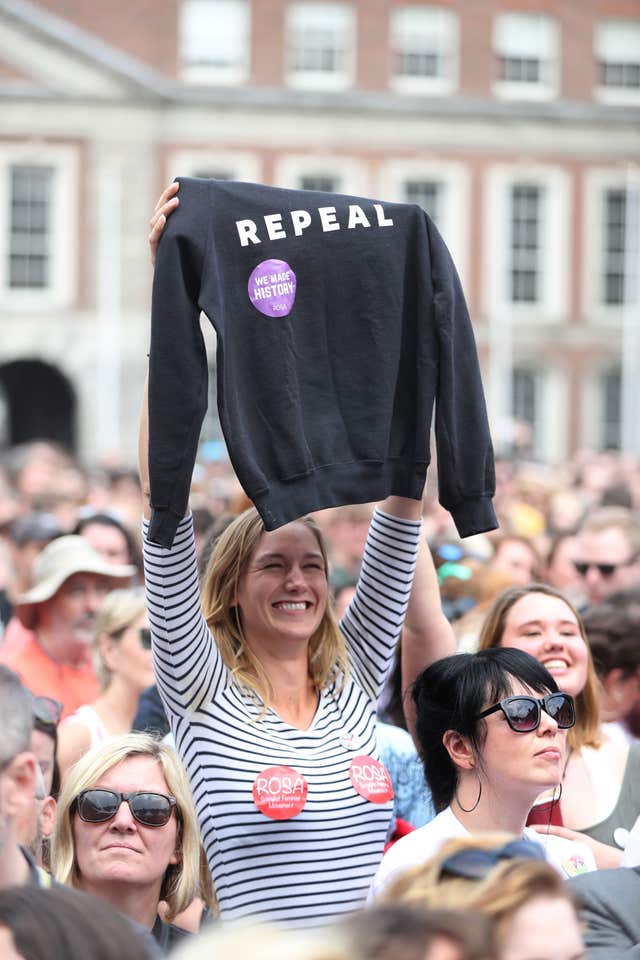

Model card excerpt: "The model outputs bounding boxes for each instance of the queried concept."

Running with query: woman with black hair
[370,647,596,899]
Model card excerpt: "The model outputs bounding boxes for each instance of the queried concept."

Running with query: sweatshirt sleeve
[427,215,498,537]
[147,177,213,548]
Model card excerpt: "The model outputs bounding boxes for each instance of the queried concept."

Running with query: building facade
[0,0,639,464]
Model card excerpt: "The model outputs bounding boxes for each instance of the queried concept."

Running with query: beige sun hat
[15,535,136,629]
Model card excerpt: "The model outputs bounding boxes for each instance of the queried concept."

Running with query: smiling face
[72,755,178,899]
[476,679,568,799]
[235,521,329,655]
[499,593,589,698]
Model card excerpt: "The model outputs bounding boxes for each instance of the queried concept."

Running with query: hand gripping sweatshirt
[148,177,498,548]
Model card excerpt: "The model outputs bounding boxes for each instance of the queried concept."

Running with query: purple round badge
[248,259,297,318]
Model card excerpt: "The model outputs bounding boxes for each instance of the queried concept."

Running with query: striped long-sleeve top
[143,507,420,927]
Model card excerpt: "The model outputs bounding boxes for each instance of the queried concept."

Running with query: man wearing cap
[0,536,134,718]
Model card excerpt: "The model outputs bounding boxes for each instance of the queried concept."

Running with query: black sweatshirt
[148,177,497,548]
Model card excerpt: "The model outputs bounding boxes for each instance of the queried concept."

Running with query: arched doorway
[0,359,76,453]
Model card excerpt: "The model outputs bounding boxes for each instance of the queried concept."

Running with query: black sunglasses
[440,838,546,880]
[73,788,177,827]
[573,559,633,577]
[32,695,63,728]
[476,692,576,732]
[138,628,152,649]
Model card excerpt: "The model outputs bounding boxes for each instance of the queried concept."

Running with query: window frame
[389,5,459,95]
[179,0,251,86]
[274,154,368,197]
[0,144,78,310]
[285,2,355,91]
[484,164,569,324]
[583,168,640,325]
[492,12,559,101]
[594,18,640,106]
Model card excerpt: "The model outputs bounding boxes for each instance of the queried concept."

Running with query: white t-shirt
[369,806,596,900]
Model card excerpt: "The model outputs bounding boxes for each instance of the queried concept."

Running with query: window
[493,13,558,98]
[286,2,354,90]
[275,155,365,196]
[8,165,53,290]
[509,185,542,303]
[601,366,621,450]
[602,187,638,306]
[595,20,640,101]
[300,175,338,193]
[390,6,458,93]
[603,189,626,305]
[0,145,77,308]
[404,180,443,226]
[167,150,261,184]
[179,0,250,84]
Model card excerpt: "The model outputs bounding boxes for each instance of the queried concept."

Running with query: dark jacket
[148,178,497,548]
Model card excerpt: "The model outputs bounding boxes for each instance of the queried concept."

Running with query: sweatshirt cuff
[449,497,499,538]
[147,507,188,548]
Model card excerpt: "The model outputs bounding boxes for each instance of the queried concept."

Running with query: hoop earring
[455,775,482,813]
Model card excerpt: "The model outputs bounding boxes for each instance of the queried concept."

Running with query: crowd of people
[0,187,639,958]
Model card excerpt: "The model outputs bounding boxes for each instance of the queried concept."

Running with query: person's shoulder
[382,810,452,869]
[569,864,640,900]
[371,809,455,899]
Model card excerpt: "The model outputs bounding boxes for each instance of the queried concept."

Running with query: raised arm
[339,497,422,701]
[401,533,455,741]
[138,372,152,520]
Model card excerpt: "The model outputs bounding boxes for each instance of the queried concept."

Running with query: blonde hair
[382,833,577,947]
[93,588,147,690]
[477,583,601,750]
[51,733,201,921]
[200,507,349,707]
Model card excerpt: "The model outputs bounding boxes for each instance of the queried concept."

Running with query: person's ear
[40,795,57,838]
[442,730,476,771]
[97,633,119,671]
[2,752,37,817]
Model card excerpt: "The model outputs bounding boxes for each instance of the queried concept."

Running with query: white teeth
[545,660,569,669]
[276,602,307,611]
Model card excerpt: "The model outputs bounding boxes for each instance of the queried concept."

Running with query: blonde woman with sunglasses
[52,733,201,953]
[57,589,155,782]
[370,648,596,900]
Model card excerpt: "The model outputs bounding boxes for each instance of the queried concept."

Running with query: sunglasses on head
[73,788,177,827]
[572,560,632,577]
[32,695,63,728]
[138,628,152,650]
[440,838,546,881]
[476,692,576,733]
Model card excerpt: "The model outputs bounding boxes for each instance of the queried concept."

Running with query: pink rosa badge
[248,259,297,318]
[349,756,394,804]
[252,765,308,820]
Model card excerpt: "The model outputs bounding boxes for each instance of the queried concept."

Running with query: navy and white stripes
[143,508,420,926]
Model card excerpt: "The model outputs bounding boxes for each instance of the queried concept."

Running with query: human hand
[529,824,623,869]
[148,181,179,265]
